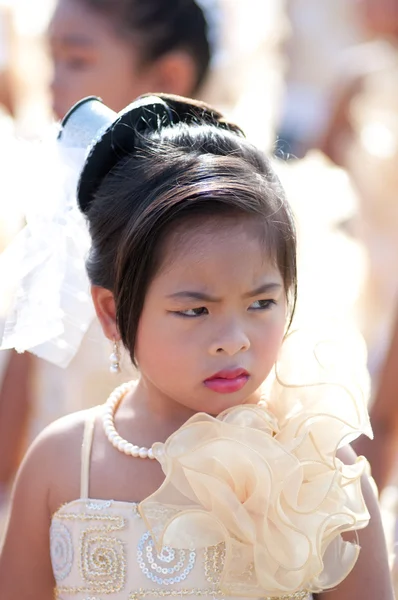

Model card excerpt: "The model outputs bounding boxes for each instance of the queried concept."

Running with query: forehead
[155,216,282,289]
[49,0,111,41]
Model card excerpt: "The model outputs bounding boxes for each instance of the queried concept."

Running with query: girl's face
[135,217,287,415]
[48,0,158,119]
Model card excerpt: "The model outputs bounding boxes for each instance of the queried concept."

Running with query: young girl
[0,94,393,599]
[0,0,215,532]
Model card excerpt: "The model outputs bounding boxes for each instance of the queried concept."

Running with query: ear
[150,51,198,97]
[91,286,120,341]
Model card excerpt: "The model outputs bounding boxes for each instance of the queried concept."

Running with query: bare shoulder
[317,444,394,599]
[0,407,100,600]
[21,406,100,513]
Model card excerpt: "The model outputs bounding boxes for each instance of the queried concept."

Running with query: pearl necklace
[103,382,269,460]
[102,381,156,459]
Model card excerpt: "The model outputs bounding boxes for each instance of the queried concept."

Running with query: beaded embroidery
[55,512,127,595]
[51,503,312,600]
[137,531,196,585]
[128,589,311,600]
[86,500,113,510]
[129,588,225,599]
[50,521,74,581]
[204,544,225,585]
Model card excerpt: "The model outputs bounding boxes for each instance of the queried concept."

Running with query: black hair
[79,96,297,365]
[78,0,211,91]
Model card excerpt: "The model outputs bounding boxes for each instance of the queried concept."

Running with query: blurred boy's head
[48,0,211,119]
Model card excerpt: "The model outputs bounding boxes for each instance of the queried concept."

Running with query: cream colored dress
[50,412,311,600]
[51,411,313,600]
[50,333,371,600]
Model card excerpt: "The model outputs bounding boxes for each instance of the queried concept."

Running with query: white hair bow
[0,136,95,367]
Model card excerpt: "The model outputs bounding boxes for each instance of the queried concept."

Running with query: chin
[199,389,259,416]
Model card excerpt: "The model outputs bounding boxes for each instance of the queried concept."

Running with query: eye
[175,307,209,318]
[66,56,92,70]
[249,299,276,311]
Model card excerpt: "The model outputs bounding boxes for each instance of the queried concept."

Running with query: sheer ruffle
[0,139,95,367]
[139,330,372,598]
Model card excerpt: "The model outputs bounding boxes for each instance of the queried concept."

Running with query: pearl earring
[109,340,121,374]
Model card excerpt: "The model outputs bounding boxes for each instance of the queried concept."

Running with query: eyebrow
[51,34,95,48]
[167,283,282,303]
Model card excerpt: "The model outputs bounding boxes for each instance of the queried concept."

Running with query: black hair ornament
[58,93,244,215]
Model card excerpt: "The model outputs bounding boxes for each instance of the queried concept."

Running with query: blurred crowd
[1,0,398,586]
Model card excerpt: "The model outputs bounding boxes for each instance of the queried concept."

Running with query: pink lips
[204,368,250,394]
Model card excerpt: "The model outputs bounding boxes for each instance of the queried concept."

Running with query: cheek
[98,68,139,111]
[60,68,100,99]
[79,64,110,88]
[100,44,139,86]
[253,309,286,361]
[135,310,197,377]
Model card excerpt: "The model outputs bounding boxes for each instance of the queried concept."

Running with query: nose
[209,321,251,356]
[50,65,68,119]
[49,61,60,96]
[50,75,63,119]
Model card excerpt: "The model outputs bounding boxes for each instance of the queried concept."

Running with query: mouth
[204,368,250,394]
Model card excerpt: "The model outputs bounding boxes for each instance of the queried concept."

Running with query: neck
[120,376,263,445]
[128,377,198,433]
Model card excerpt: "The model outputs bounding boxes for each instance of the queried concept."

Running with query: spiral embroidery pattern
[80,519,126,593]
[137,531,196,585]
[54,511,127,595]
[50,521,74,581]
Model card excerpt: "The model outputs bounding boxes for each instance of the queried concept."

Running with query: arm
[319,75,363,166]
[0,6,17,116]
[0,351,33,489]
[353,313,398,491]
[0,433,56,599]
[319,41,392,165]
[317,446,394,600]
[0,408,85,600]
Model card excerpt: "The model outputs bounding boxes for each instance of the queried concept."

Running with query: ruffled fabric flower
[139,330,372,598]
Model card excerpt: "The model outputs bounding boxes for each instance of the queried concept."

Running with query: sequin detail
[137,531,196,585]
[55,512,127,595]
[129,588,224,599]
[51,502,313,600]
[129,589,311,599]
[86,500,113,510]
[50,521,74,581]
[204,544,225,585]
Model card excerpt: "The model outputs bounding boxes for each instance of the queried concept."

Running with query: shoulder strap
[80,410,97,499]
